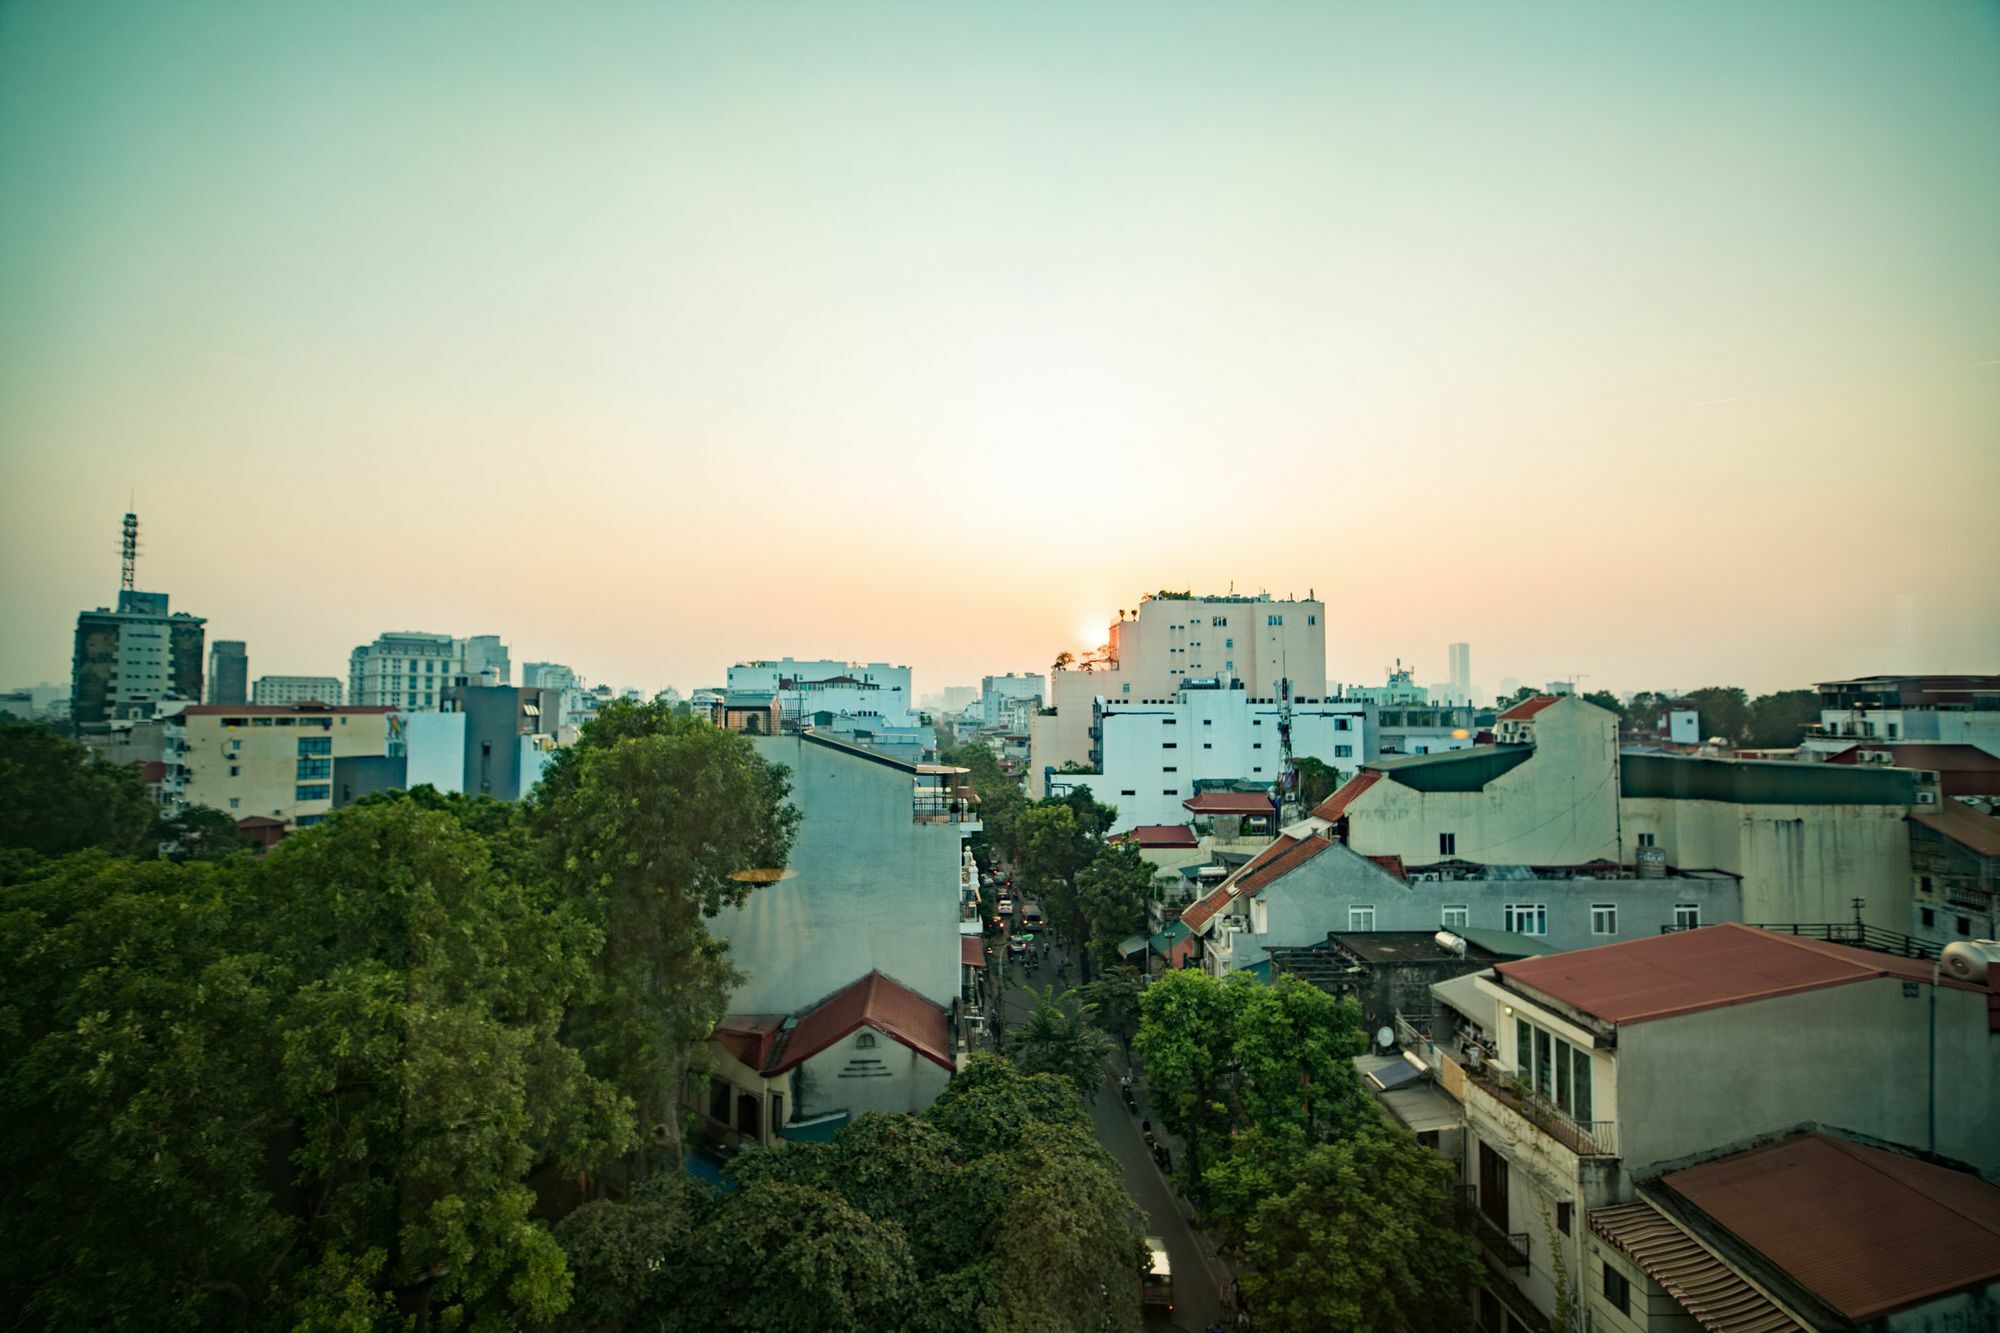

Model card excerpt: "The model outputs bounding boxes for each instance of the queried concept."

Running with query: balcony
[1458,1188,1531,1270]
[1463,1062,1618,1157]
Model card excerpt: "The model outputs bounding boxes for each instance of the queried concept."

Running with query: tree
[1079,968,1143,1061]
[1135,968,1253,1197]
[553,1173,710,1330]
[671,1180,913,1332]
[1745,689,1819,748]
[1075,839,1153,976]
[1231,976,1368,1138]
[528,700,797,1175]
[156,802,255,861]
[1685,685,1751,746]
[1291,757,1344,812]
[1009,986,1111,1102]
[1218,1124,1476,1332]
[0,716,158,858]
[1581,690,1627,724]
[943,740,1025,864]
[987,1122,1146,1333]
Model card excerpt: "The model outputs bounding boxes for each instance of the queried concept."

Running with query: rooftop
[1183,790,1276,816]
[1492,922,1976,1025]
[1497,694,1563,721]
[1590,1202,1805,1332]
[1910,797,2000,858]
[716,970,954,1076]
[184,704,396,716]
[1116,823,1200,848]
[1656,1132,2000,1321]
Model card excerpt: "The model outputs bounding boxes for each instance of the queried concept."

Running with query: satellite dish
[1375,1026,1395,1050]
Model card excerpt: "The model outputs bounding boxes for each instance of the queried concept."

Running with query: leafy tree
[1075,840,1153,977]
[1015,788,1117,956]
[1580,689,1627,724]
[1135,968,1253,1196]
[1228,1125,1477,1332]
[528,700,797,1174]
[943,740,1025,864]
[156,802,255,861]
[671,1179,913,1332]
[923,1052,1094,1158]
[0,715,158,858]
[1232,976,1368,1138]
[1009,986,1111,1102]
[1079,968,1143,1061]
[1685,685,1751,746]
[1291,756,1344,812]
[987,1122,1146,1333]
[1745,688,1820,748]
[1626,690,1675,734]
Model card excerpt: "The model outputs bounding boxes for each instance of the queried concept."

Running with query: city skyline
[3,1,1996,700]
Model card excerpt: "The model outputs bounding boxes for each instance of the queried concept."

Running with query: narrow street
[996,944,1229,1333]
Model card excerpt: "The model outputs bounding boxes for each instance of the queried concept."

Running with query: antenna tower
[120,511,140,591]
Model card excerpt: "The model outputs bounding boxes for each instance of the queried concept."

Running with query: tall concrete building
[727,659,918,727]
[980,672,1045,727]
[1447,641,1471,704]
[207,641,248,704]
[348,632,509,710]
[70,514,205,733]
[252,675,344,706]
[1032,591,1327,795]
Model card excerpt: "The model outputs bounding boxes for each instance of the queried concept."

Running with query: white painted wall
[404,711,467,791]
[793,1026,952,1121]
[728,659,918,726]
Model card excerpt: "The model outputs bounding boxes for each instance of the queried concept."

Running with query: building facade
[980,672,1045,727]
[348,632,509,710]
[1802,674,2000,760]
[252,675,344,706]
[71,590,207,732]
[176,703,400,829]
[206,641,247,705]
[726,659,918,728]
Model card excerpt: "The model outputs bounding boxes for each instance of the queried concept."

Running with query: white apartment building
[1046,684,1370,830]
[175,703,400,829]
[252,675,344,706]
[726,658,918,727]
[348,632,508,710]
[980,672,1044,727]
[1032,590,1327,795]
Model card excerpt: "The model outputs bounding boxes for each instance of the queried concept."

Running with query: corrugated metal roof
[1122,823,1200,847]
[1497,695,1561,721]
[1590,1203,1807,1332]
[1183,791,1277,815]
[961,936,987,968]
[1660,1133,2000,1321]
[1493,922,1973,1025]
[1910,797,2000,858]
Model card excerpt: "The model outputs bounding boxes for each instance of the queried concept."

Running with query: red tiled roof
[961,935,987,968]
[1123,824,1199,848]
[235,815,287,828]
[1183,791,1276,816]
[1310,770,1382,821]
[1365,854,1407,882]
[1494,923,1978,1025]
[1910,797,2000,858]
[712,1015,784,1071]
[769,970,954,1074]
[1497,695,1562,721]
[1660,1133,2000,1321]
[135,760,168,782]
[1182,835,1334,934]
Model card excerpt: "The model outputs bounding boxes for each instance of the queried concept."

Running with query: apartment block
[252,675,344,706]
[176,703,399,829]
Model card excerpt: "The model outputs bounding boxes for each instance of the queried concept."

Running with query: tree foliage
[1685,685,1751,746]
[1008,985,1111,1102]
[0,715,158,859]
[1745,688,1820,748]
[1290,756,1344,812]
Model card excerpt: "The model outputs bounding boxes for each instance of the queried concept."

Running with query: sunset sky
[2,0,1995,701]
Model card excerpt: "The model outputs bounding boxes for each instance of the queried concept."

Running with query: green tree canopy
[0,716,158,859]
[1008,985,1111,1103]
[1685,685,1751,746]
[1291,756,1345,812]
[1745,688,1820,748]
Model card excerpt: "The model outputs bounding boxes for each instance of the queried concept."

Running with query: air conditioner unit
[1417,872,1440,883]
[1915,791,1937,805]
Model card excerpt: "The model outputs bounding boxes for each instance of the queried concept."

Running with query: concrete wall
[182,709,391,825]
[1617,978,2000,1179]
[793,1026,952,1121]
[1346,701,1624,866]
[709,734,963,1014]
[1106,595,1326,701]
[1030,669,1107,797]
[1584,1241,1704,1333]
[404,712,468,792]
[1621,797,1915,931]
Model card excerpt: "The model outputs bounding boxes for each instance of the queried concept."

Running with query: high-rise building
[70,512,206,733]
[980,673,1045,727]
[253,675,344,706]
[1447,641,1471,703]
[727,659,918,727]
[207,641,248,704]
[348,632,508,710]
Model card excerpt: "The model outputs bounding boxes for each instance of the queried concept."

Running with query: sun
[1077,611,1112,651]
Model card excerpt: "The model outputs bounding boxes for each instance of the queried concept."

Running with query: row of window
[1341,902,1701,935]
[220,716,337,729]
[1517,1016,1595,1122]
[298,737,332,756]
[297,759,331,779]
[295,784,331,802]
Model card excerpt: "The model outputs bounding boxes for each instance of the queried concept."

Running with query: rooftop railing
[1457,1187,1531,1270]
[1662,920,1940,960]
[1463,1063,1618,1157]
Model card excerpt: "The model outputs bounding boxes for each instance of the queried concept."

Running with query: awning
[778,1112,851,1144]
[1118,934,1150,958]
[1149,920,1192,953]
[1431,972,1495,1029]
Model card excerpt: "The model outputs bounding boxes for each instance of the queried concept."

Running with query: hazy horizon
[4,0,1996,701]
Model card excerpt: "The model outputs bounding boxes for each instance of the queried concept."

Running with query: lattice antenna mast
[120,511,140,591]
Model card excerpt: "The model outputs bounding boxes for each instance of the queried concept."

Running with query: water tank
[1636,846,1667,879]
[1940,940,2000,984]
[1433,930,1466,957]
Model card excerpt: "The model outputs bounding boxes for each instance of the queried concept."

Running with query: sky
[2,0,1996,702]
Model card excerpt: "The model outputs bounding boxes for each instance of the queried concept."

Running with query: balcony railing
[1458,1188,1530,1270]
[1464,1063,1619,1157]
[1663,920,1940,960]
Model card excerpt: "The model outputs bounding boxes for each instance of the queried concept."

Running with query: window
[1637,832,1655,848]
[1439,832,1457,856]
[855,1032,876,1049]
[1921,906,1936,928]
[297,759,331,779]
[1162,718,1177,726]
[229,765,241,777]
[228,798,240,810]
[295,784,331,802]
[1267,615,1283,626]
[1202,742,1212,749]
[1163,742,1177,749]
[1162,766,1177,773]
[708,1079,731,1123]
[1505,903,1547,935]
[1515,1017,1594,1121]
[1674,902,1701,930]
[1334,716,1350,730]
[1334,744,1352,758]
[1349,906,1376,931]
[1253,742,1263,749]
[1308,614,1317,625]
[1556,1202,1572,1235]
[1162,789,1176,796]
[1602,1266,1630,1316]
[1213,616,1227,627]
[230,739,242,751]
[1121,789,1136,796]
[1442,905,1469,929]
[296,815,324,828]
[1591,904,1617,936]
[1920,874,1933,893]
[1224,638,1234,648]
[1959,916,1974,936]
